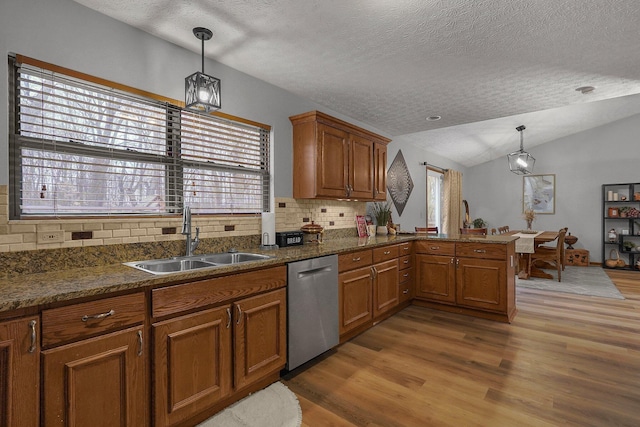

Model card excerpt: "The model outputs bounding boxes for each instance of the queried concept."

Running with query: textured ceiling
[72,0,640,167]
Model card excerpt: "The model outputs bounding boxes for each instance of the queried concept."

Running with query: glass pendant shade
[185,27,221,113]
[507,125,535,175]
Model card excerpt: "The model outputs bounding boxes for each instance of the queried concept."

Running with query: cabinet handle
[370,266,377,279]
[510,255,514,268]
[450,258,454,264]
[403,289,409,295]
[456,259,460,268]
[226,307,232,329]
[403,259,409,264]
[353,256,361,262]
[430,246,440,250]
[403,273,409,278]
[81,309,115,322]
[403,246,410,251]
[236,305,243,325]
[384,250,391,255]
[137,330,143,356]
[473,249,486,253]
[28,319,37,353]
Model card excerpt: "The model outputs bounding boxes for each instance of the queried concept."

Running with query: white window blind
[9,56,270,218]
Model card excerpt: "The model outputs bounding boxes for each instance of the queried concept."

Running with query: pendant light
[185,27,221,113]
[507,125,535,175]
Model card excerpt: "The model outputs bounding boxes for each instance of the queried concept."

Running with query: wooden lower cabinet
[339,266,373,335]
[415,241,516,322]
[456,257,507,312]
[153,306,232,427]
[42,326,146,427]
[0,316,39,427]
[415,254,456,303]
[372,259,399,317]
[234,288,287,390]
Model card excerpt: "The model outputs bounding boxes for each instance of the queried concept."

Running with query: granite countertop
[0,233,518,313]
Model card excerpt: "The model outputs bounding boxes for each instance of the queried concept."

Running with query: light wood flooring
[283,270,640,426]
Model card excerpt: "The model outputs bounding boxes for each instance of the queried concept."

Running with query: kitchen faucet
[181,206,200,256]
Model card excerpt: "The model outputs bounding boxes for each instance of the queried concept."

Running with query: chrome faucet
[181,206,200,256]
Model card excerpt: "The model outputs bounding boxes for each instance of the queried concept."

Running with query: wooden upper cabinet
[374,143,387,200]
[290,110,391,200]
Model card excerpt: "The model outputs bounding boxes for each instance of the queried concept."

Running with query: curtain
[443,169,463,235]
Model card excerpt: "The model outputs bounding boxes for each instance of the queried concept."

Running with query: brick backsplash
[0,186,366,254]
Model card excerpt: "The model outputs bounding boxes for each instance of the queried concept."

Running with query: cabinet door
[234,288,287,390]
[0,316,39,427]
[317,124,349,198]
[339,266,373,335]
[373,143,387,201]
[153,307,232,427]
[456,258,507,312]
[415,254,456,303]
[349,134,375,199]
[42,326,146,427]
[373,260,399,317]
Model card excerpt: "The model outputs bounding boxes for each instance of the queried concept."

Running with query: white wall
[385,139,468,231]
[0,0,390,198]
[465,113,640,263]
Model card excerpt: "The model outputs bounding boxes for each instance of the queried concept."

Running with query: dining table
[505,230,560,279]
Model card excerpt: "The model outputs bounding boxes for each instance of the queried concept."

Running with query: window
[427,168,443,230]
[8,55,270,218]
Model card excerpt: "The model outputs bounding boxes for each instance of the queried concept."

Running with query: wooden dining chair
[491,228,497,235]
[416,226,438,234]
[497,226,510,234]
[528,228,567,282]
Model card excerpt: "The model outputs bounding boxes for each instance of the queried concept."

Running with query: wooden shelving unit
[602,183,640,271]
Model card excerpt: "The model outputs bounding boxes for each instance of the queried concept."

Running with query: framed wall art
[523,174,555,214]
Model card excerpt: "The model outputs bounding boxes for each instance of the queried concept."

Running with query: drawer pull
[353,257,361,262]
[137,330,143,356]
[384,250,391,255]
[430,246,440,250]
[28,320,37,353]
[403,273,409,278]
[403,289,409,295]
[403,260,409,264]
[474,249,487,253]
[81,309,115,322]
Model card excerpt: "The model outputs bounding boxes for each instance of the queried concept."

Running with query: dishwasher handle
[296,265,334,279]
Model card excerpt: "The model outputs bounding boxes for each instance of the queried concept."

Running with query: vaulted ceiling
[73,0,640,166]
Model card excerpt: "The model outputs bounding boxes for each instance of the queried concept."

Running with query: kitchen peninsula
[0,232,517,427]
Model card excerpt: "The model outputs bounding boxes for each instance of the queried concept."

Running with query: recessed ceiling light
[426,115,441,121]
[575,86,595,94]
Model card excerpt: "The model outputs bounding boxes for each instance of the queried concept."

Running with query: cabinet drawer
[415,241,455,255]
[399,281,412,303]
[396,242,412,256]
[399,267,413,284]
[456,243,506,260]
[372,245,398,263]
[42,292,145,347]
[338,249,373,272]
[398,255,412,270]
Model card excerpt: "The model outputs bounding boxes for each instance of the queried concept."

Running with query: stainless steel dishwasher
[286,254,339,371]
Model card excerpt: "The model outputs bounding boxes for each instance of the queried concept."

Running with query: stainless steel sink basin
[124,252,273,275]
[198,252,272,264]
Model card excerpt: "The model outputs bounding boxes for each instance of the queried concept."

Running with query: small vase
[526,220,532,230]
[376,226,388,236]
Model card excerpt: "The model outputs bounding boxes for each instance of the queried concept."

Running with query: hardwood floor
[283,270,640,426]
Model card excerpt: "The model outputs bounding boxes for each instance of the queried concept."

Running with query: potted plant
[372,201,392,235]
[623,241,636,252]
[620,206,631,218]
[472,218,487,229]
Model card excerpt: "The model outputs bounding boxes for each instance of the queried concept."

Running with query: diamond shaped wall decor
[386,150,413,216]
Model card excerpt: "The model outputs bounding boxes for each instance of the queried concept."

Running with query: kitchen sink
[124,252,273,275]
[198,252,272,264]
